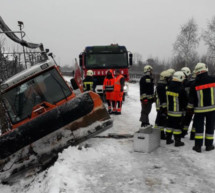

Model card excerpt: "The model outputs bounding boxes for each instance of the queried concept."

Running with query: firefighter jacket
[83,76,96,92]
[166,81,188,117]
[139,74,154,100]
[183,78,193,96]
[155,80,168,111]
[188,72,215,113]
[114,74,125,92]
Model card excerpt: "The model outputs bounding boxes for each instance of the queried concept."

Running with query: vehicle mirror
[79,54,82,67]
[129,53,133,66]
[70,78,79,90]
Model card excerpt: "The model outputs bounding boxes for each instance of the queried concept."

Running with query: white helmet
[172,71,186,82]
[144,65,153,73]
[87,70,93,76]
[160,70,171,81]
[194,63,208,75]
[181,67,191,77]
[166,68,175,76]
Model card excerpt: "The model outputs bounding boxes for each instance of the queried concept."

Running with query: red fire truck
[79,44,133,96]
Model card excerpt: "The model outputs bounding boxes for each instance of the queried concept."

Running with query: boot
[206,145,215,151]
[174,136,184,147]
[160,131,166,140]
[108,109,112,114]
[192,146,202,153]
[175,140,185,147]
[166,133,174,145]
[190,132,195,140]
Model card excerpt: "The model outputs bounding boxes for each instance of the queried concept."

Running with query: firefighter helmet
[87,70,93,76]
[167,68,175,76]
[194,63,208,75]
[181,67,191,76]
[144,65,153,73]
[160,70,171,81]
[172,71,186,82]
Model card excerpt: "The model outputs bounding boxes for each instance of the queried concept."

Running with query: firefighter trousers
[140,102,152,125]
[194,111,215,147]
[166,116,183,141]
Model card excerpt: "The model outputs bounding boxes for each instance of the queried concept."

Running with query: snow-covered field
[1,83,215,193]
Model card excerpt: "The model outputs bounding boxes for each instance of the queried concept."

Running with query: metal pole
[18,22,27,69]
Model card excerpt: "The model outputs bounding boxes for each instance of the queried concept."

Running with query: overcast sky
[1,0,215,66]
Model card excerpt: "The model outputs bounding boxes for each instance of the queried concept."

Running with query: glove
[142,99,148,105]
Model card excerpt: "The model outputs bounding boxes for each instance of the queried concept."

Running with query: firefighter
[166,71,187,146]
[83,70,96,92]
[181,67,192,137]
[113,69,125,115]
[187,63,215,153]
[189,71,197,140]
[155,70,172,139]
[139,65,154,127]
[103,69,115,114]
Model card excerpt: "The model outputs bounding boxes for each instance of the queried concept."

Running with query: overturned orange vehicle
[0,59,112,183]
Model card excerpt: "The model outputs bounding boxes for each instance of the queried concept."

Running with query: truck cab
[79,44,132,95]
[1,59,74,129]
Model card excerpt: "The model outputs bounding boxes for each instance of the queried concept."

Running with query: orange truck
[0,58,112,183]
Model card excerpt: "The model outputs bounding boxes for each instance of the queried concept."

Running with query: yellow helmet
[144,65,153,73]
[166,68,175,76]
[194,63,208,75]
[172,71,186,82]
[181,67,191,76]
[87,70,93,76]
[160,70,171,81]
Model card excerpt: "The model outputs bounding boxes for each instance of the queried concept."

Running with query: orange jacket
[103,70,115,100]
[114,74,125,92]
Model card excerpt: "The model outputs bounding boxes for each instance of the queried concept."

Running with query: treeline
[130,17,215,78]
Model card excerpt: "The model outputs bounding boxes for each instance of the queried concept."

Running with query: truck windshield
[2,68,72,124]
[85,53,128,69]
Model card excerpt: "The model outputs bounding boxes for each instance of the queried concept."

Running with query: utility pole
[18,21,27,69]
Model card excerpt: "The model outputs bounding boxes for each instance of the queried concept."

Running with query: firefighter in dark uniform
[189,71,197,140]
[83,70,96,92]
[166,71,188,146]
[155,70,172,139]
[187,63,215,153]
[181,67,192,137]
[139,65,154,127]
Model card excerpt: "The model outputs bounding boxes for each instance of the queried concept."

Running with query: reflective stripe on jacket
[188,73,215,113]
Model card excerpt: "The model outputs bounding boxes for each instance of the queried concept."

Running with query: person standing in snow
[139,65,154,127]
[187,63,215,153]
[83,70,96,92]
[188,71,197,140]
[103,69,115,114]
[180,67,192,138]
[113,69,125,115]
[155,70,172,139]
[166,71,187,147]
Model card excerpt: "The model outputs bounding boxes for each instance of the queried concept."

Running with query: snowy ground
[1,83,215,193]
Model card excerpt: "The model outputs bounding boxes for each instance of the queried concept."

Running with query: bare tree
[173,18,199,69]
[202,16,215,71]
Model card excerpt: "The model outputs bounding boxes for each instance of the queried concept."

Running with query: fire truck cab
[79,44,132,95]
